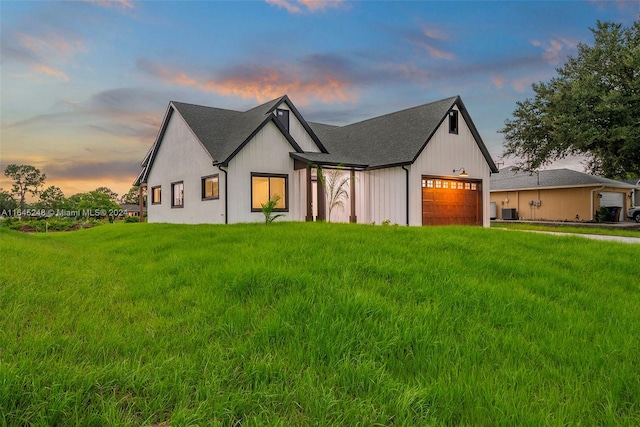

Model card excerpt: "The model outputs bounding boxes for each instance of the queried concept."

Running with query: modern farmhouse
[134,95,498,226]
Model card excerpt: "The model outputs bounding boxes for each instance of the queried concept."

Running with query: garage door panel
[422,177,481,226]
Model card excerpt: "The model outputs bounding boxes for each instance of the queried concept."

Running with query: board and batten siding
[274,102,321,153]
[360,168,407,225]
[409,105,492,227]
[320,168,406,225]
[226,120,306,223]
[146,111,225,224]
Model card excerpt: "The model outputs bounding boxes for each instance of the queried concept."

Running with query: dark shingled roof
[302,95,496,170]
[319,97,457,168]
[135,96,305,185]
[135,94,498,185]
[491,167,637,191]
[171,97,290,164]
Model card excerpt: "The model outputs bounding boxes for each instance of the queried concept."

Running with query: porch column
[138,184,146,222]
[349,169,357,223]
[316,167,326,221]
[306,165,313,222]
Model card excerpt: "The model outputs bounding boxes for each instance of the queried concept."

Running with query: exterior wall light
[453,167,468,177]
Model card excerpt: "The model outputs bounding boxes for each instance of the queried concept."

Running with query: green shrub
[595,206,615,222]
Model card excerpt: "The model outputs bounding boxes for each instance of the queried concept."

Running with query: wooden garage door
[422,177,482,226]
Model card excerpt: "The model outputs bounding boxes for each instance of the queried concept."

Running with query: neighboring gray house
[134,95,498,226]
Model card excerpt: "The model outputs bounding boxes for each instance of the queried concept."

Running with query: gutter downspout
[402,166,409,226]
[590,185,605,221]
[217,163,229,224]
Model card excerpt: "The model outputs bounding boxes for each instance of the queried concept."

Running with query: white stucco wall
[146,111,226,224]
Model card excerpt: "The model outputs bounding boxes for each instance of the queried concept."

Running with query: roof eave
[289,152,368,170]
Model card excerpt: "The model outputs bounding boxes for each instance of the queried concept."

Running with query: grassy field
[1,222,639,426]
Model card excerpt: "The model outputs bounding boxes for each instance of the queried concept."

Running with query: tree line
[1,164,141,217]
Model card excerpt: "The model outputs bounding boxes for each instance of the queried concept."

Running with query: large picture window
[171,181,184,208]
[151,186,161,204]
[251,173,287,211]
[202,174,219,200]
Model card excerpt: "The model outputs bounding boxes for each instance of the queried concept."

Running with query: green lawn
[1,223,639,426]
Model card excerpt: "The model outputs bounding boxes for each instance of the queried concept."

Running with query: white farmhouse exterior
[135,95,498,226]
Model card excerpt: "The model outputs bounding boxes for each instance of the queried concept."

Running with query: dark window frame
[171,181,184,208]
[275,108,290,132]
[250,172,289,212]
[151,185,162,205]
[449,110,459,134]
[201,174,220,200]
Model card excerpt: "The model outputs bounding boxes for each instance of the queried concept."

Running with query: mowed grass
[1,222,639,426]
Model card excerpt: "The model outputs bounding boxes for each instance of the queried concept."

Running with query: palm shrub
[261,195,285,225]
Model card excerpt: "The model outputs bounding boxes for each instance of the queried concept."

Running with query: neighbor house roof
[135,94,498,185]
[491,167,637,191]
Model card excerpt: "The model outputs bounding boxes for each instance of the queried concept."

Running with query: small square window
[443,181,449,189]
[435,180,442,189]
[151,186,161,204]
[471,183,477,191]
[449,110,458,134]
[426,180,434,188]
[465,182,471,190]
[202,175,219,200]
[171,181,184,208]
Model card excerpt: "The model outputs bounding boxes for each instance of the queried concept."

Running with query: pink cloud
[421,26,448,41]
[34,65,69,81]
[415,40,455,60]
[143,62,357,105]
[266,0,345,14]
[8,31,85,81]
[531,37,575,65]
[86,0,134,10]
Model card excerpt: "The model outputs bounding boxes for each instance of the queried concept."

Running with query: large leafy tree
[120,186,141,205]
[67,189,120,216]
[3,164,47,211]
[0,189,17,212]
[94,186,119,202]
[37,186,66,211]
[501,20,640,178]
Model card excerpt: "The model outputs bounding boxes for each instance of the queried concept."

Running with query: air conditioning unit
[502,208,517,220]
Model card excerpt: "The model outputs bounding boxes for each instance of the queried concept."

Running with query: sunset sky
[1,0,639,200]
